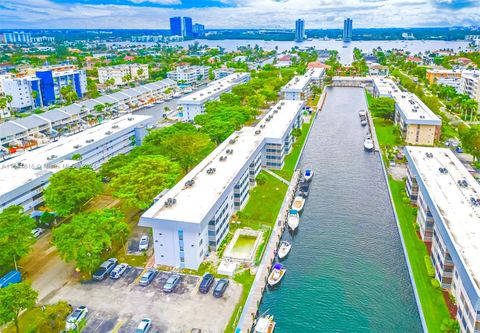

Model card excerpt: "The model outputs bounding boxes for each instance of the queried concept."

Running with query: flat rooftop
[142,99,304,224]
[0,115,151,197]
[373,78,441,125]
[282,68,324,92]
[406,146,480,288]
[178,73,249,105]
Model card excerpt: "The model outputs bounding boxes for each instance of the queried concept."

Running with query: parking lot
[46,266,242,333]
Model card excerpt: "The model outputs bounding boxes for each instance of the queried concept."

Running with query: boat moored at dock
[267,263,286,287]
[287,209,300,231]
[277,241,292,259]
[303,167,314,182]
[292,196,305,212]
[254,314,276,333]
[364,134,374,151]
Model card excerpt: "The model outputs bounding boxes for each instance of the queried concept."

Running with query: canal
[259,87,422,332]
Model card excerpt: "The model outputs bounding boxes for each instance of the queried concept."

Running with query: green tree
[370,97,396,119]
[53,209,129,274]
[71,153,82,161]
[109,156,181,209]
[0,282,38,333]
[99,154,134,179]
[43,167,103,216]
[291,128,302,138]
[440,318,460,333]
[59,86,78,104]
[460,125,480,162]
[36,301,71,333]
[39,211,56,228]
[0,206,35,274]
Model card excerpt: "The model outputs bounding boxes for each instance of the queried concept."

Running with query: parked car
[139,270,157,286]
[92,258,118,281]
[139,235,149,251]
[65,306,88,331]
[163,274,181,293]
[31,228,44,238]
[199,273,215,294]
[456,146,464,153]
[110,263,129,279]
[135,318,152,333]
[213,278,230,298]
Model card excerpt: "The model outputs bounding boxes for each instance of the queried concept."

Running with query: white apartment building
[281,68,325,100]
[405,146,480,333]
[139,99,304,269]
[459,71,480,105]
[0,78,176,147]
[2,77,40,110]
[178,73,251,122]
[98,64,149,86]
[167,66,210,85]
[213,68,235,80]
[373,78,442,145]
[0,115,152,213]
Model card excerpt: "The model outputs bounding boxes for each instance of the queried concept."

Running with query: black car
[213,278,229,298]
[93,258,118,281]
[199,273,215,294]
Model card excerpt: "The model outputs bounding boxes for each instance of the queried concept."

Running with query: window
[178,230,184,240]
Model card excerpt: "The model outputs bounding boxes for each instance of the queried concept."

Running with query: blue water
[259,87,422,332]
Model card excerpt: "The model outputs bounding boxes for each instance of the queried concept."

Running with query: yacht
[292,196,305,212]
[360,120,367,126]
[303,167,313,182]
[267,263,286,287]
[254,315,276,333]
[364,134,374,151]
[287,209,299,231]
[277,241,292,259]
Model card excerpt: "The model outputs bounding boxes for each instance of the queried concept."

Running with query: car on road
[199,273,215,294]
[135,318,152,333]
[139,270,157,286]
[138,235,149,251]
[213,278,230,298]
[163,274,181,293]
[93,258,118,281]
[110,263,129,279]
[31,228,44,238]
[66,305,88,331]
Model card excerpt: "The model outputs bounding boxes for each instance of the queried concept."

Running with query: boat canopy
[289,209,298,214]
[273,263,283,270]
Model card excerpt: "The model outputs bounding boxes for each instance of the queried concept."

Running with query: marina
[257,87,422,332]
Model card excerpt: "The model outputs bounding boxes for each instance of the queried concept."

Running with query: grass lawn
[224,270,256,333]
[236,171,288,228]
[372,118,398,147]
[273,118,314,181]
[388,178,451,332]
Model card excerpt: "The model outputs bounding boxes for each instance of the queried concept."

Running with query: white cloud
[128,0,181,4]
[0,0,478,28]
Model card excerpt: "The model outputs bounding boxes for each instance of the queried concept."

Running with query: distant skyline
[1,0,480,29]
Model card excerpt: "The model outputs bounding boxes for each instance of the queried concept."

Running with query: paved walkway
[264,169,290,185]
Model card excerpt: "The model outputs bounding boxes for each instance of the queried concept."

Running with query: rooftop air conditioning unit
[112,125,119,129]
[128,117,134,121]
[105,131,113,135]
[255,130,261,135]
[73,144,82,149]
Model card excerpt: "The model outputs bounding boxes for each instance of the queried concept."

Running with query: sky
[0,0,479,29]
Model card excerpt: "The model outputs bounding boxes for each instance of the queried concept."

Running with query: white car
[139,235,149,251]
[31,228,44,238]
[110,263,129,279]
[135,318,152,333]
[66,306,88,331]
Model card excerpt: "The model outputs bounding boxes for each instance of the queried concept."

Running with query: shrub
[425,255,435,277]
[431,278,441,289]
[256,173,267,186]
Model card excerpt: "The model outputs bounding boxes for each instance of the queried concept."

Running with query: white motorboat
[267,263,286,287]
[358,109,366,118]
[360,120,367,126]
[254,315,276,333]
[292,196,305,212]
[364,135,374,151]
[303,168,313,182]
[277,241,292,259]
[287,209,299,231]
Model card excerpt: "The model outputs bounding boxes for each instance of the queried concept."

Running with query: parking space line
[111,318,126,333]
[134,268,147,285]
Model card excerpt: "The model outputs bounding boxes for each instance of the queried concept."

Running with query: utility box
[0,270,22,288]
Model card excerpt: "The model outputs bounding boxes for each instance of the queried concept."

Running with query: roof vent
[86,139,94,143]
[112,125,119,129]
[184,179,195,187]
[425,152,433,158]
[438,167,448,174]
[105,131,113,135]
[458,179,468,188]
[255,130,261,135]
[128,117,134,121]
[229,138,236,144]
[73,144,82,149]
[219,156,227,162]
[164,198,177,207]
[207,168,216,174]
[226,149,233,155]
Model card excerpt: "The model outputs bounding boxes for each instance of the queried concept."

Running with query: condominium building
[405,146,480,333]
[193,23,205,38]
[373,78,442,145]
[0,78,176,148]
[1,66,87,110]
[368,63,389,76]
[98,64,149,86]
[2,31,32,44]
[178,73,250,121]
[170,16,193,38]
[295,19,305,42]
[213,67,235,80]
[139,100,304,269]
[167,66,210,85]
[0,115,152,213]
[459,71,480,105]
[343,18,353,42]
[426,69,463,85]
[281,68,325,100]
